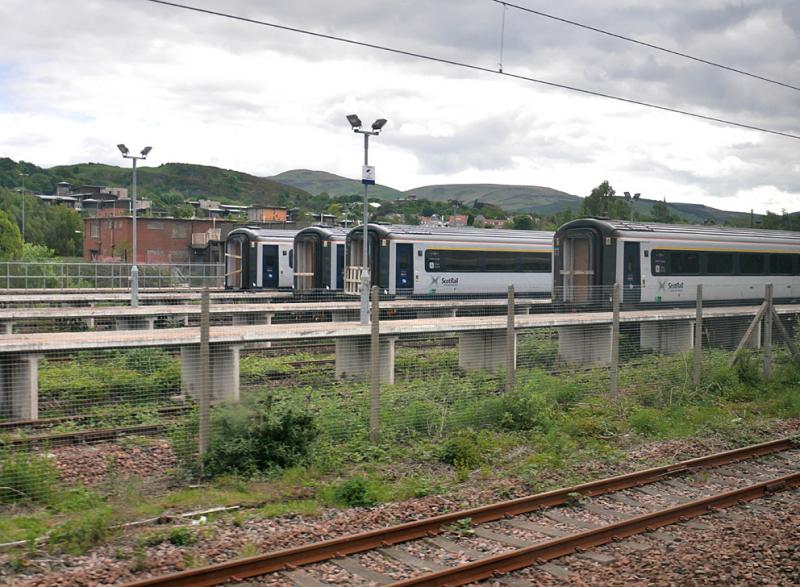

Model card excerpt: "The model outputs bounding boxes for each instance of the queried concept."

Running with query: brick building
[247,205,288,223]
[83,216,234,264]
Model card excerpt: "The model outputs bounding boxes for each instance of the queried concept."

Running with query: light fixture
[371,118,387,131]
[141,146,152,157]
[117,144,129,155]
[346,114,362,129]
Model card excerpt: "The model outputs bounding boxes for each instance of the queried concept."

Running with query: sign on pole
[362,165,376,185]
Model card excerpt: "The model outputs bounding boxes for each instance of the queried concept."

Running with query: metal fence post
[610,283,620,396]
[198,288,211,471]
[506,284,515,392]
[694,284,703,386]
[764,283,773,379]
[369,285,380,443]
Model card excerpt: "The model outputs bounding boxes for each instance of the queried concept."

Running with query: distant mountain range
[0,158,761,225]
[270,169,755,224]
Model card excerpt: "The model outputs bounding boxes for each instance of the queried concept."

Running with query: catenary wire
[142,0,800,141]
[492,0,800,93]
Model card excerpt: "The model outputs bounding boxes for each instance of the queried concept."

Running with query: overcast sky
[1,0,799,213]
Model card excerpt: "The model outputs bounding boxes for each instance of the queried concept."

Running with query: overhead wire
[491,0,800,93]
[142,0,800,141]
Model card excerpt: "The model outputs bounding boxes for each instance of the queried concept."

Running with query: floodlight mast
[117,144,152,307]
[346,114,387,324]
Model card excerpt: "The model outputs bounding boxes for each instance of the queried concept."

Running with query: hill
[269,169,402,200]
[403,183,581,215]
[0,159,313,208]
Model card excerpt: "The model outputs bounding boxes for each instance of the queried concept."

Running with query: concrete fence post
[198,288,211,469]
[610,283,620,396]
[369,285,380,443]
[764,283,773,379]
[506,284,515,392]
[694,284,703,386]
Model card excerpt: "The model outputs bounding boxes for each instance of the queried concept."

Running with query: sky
[1,0,799,213]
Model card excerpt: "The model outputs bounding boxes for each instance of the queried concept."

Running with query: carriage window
[739,253,764,274]
[769,254,792,275]
[425,249,477,272]
[651,250,667,274]
[288,249,293,269]
[484,251,517,272]
[670,251,699,274]
[706,252,733,274]
[518,252,551,273]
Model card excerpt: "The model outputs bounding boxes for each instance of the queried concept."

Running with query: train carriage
[345,224,554,296]
[553,218,800,305]
[293,226,349,291]
[224,227,298,290]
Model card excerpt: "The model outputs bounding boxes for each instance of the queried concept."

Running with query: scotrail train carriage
[224,227,298,290]
[293,226,349,291]
[345,224,554,296]
[554,218,800,304]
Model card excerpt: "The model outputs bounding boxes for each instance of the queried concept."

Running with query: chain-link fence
[0,261,224,290]
[1,284,798,506]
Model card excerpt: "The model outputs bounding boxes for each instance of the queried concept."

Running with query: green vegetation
[0,451,59,505]
[0,187,82,256]
[0,209,23,260]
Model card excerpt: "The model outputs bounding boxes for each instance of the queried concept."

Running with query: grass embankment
[0,338,798,557]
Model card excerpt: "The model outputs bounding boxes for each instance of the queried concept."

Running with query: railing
[0,262,225,290]
[344,266,362,295]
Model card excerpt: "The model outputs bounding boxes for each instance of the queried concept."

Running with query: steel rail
[122,436,795,587]
[389,470,800,586]
[4,424,167,448]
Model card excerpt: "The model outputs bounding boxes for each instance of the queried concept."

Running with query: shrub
[168,526,197,546]
[439,431,482,469]
[332,477,377,508]
[49,509,113,554]
[203,398,317,476]
[0,451,58,505]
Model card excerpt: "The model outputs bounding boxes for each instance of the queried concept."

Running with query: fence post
[506,284,516,392]
[369,286,380,443]
[764,283,773,379]
[694,284,703,386]
[198,288,211,471]
[610,283,620,396]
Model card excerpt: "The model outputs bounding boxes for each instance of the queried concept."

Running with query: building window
[147,220,164,230]
[171,223,189,239]
[89,221,99,238]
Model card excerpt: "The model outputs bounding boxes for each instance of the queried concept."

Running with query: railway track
[123,436,799,587]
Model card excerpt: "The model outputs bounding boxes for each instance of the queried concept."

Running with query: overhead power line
[142,0,800,141]
[492,0,800,93]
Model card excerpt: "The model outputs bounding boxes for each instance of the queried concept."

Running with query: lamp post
[623,191,641,222]
[346,114,387,324]
[18,171,28,241]
[117,144,152,307]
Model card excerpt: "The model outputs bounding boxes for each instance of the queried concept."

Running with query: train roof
[348,224,554,243]
[226,226,299,241]
[294,225,349,241]
[556,218,800,243]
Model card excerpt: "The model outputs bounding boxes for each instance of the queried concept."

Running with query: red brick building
[83,216,235,264]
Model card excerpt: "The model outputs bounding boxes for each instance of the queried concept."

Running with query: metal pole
[360,133,370,325]
[199,287,210,470]
[20,173,26,242]
[693,284,703,386]
[610,283,620,395]
[369,285,380,442]
[506,284,515,392]
[130,157,139,307]
[764,283,773,379]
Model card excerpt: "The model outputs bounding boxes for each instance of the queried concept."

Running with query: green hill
[269,169,403,200]
[403,183,581,215]
[0,159,313,208]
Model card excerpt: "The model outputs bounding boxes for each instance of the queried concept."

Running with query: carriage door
[261,245,279,288]
[562,231,594,303]
[336,244,345,290]
[395,243,413,292]
[225,238,243,289]
[623,242,641,304]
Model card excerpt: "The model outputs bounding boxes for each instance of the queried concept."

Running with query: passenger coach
[345,224,553,296]
[554,218,800,304]
[224,227,298,289]
[293,225,349,291]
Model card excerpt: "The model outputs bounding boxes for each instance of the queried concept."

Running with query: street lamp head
[346,114,362,129]
[633,193,641,201]
[117,144,129,156]
[371,118,387,131]
[623,191,631,200]
[140,146,152,157]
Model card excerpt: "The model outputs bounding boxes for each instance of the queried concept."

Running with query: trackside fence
[0,284,798,507]
[0,261,224,290]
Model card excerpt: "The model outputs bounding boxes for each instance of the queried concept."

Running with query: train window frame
[769,253,793,275]
[668,251,700,275]
[705,252,734,275]
[738,252,765,275]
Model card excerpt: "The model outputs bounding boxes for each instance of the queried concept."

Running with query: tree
[0,210,22,260]
[511,214,534,230]
[579,180,630,219]
[650,199,672,223]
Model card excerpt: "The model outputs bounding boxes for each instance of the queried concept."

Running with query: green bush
[332,477,378,508]
[168,526,197,546]
[0,451,58,504]
[439,431,482,469]
[48,508,113,554]
[203,397,317,476]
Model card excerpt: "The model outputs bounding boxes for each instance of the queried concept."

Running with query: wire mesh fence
[1,283,798,506]
[0,261,224,290]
